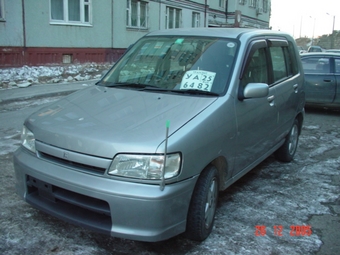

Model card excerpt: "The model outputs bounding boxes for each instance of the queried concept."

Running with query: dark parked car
[301,52,340,109]
[307,46,324,52]
[326,49,340,53]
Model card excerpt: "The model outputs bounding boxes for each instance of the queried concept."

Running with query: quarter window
[287,42,298,75]
[166,7,181,29]
[50,0,91,25]
[126,0,148,28]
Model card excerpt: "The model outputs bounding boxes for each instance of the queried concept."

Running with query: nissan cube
[14,28,305,242]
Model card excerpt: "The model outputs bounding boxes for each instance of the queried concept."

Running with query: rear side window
[269,40,298,84]
[301,57,331,74]
[270,47,286,81]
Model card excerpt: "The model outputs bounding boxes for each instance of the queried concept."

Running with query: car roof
[145,28,293,40]
[300,52,340,57]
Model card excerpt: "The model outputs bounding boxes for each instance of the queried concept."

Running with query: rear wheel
[186,166,219,241]
[275,119,299,162]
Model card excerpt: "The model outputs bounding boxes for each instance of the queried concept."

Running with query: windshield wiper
[99,82,173,92]
[104,82,152,88]
[173,89,220,96]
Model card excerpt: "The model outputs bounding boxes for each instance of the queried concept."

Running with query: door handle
[323,79,332,82]
[293,84,298,93]
[267,95,275,102]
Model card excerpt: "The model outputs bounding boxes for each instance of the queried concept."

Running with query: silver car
[14,28,305,242]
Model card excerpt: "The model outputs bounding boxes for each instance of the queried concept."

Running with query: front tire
[186,166,219,241]
[275,119,299,162]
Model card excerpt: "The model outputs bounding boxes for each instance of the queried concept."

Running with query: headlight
[21,125,36,153]
[108,153,181,180]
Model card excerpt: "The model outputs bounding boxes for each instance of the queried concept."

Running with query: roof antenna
[160,120,170,191]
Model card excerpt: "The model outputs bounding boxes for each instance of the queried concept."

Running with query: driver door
[233,40,279,175]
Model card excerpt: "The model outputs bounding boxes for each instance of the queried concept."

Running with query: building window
[166,7,181,29]
[50,0,92,25]
[192,12,200,27]
[219,0,225,8]
[263,0,268,13]
[249,0,256,8]
[126,0,148,28]
[239,0,245,5]
[0,0,5,21]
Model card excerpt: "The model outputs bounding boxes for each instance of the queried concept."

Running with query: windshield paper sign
[180,70,216,92]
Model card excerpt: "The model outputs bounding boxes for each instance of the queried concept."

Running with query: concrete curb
[0,80,98,105]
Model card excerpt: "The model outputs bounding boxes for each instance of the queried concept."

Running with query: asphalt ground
[0,82,339,254]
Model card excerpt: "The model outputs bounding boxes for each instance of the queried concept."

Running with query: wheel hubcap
[205,178,217,229]
[288,124,298,155]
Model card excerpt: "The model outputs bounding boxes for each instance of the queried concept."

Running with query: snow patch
[0,63,112,88]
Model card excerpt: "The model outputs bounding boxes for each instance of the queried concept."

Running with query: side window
[301,57,331,74]
[270,46,287,82]
[241,47,268,88]
[335,59,340,73]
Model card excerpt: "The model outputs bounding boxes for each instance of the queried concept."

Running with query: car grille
[39,151,106,174]
[35,140,111,175]
[26,175,112,235]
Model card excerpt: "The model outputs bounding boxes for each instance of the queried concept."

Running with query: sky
[270,0,340,39]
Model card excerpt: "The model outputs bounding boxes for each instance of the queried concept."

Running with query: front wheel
[275,119,299,162]
[186,166,219,241]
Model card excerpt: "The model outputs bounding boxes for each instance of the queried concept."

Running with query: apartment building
[0,0,271,67]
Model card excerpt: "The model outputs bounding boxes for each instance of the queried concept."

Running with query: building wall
[0,0,23,46]
[112,0,207,48]
[231,0,271,29]
[0,0,271,67]
[24,0,112,48]
[112,0,158,48]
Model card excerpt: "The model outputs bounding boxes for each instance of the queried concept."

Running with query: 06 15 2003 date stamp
[255,225,312,237]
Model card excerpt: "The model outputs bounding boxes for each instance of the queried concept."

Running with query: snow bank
[0,63,112,88]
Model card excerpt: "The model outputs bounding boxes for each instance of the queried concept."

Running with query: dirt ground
[0,106,339,255]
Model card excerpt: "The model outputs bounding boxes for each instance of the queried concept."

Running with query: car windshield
[99,36,238,95]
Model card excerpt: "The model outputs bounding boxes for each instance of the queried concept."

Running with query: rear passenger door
[268,39,302,134]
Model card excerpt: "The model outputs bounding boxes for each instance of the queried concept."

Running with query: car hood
[26,86,217,158]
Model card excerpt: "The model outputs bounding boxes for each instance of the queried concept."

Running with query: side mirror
[242,83,269,99]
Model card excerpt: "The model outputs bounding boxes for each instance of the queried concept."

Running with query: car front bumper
[13,147,198,242]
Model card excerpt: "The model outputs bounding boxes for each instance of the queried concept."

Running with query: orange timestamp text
[255,225,312,237]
